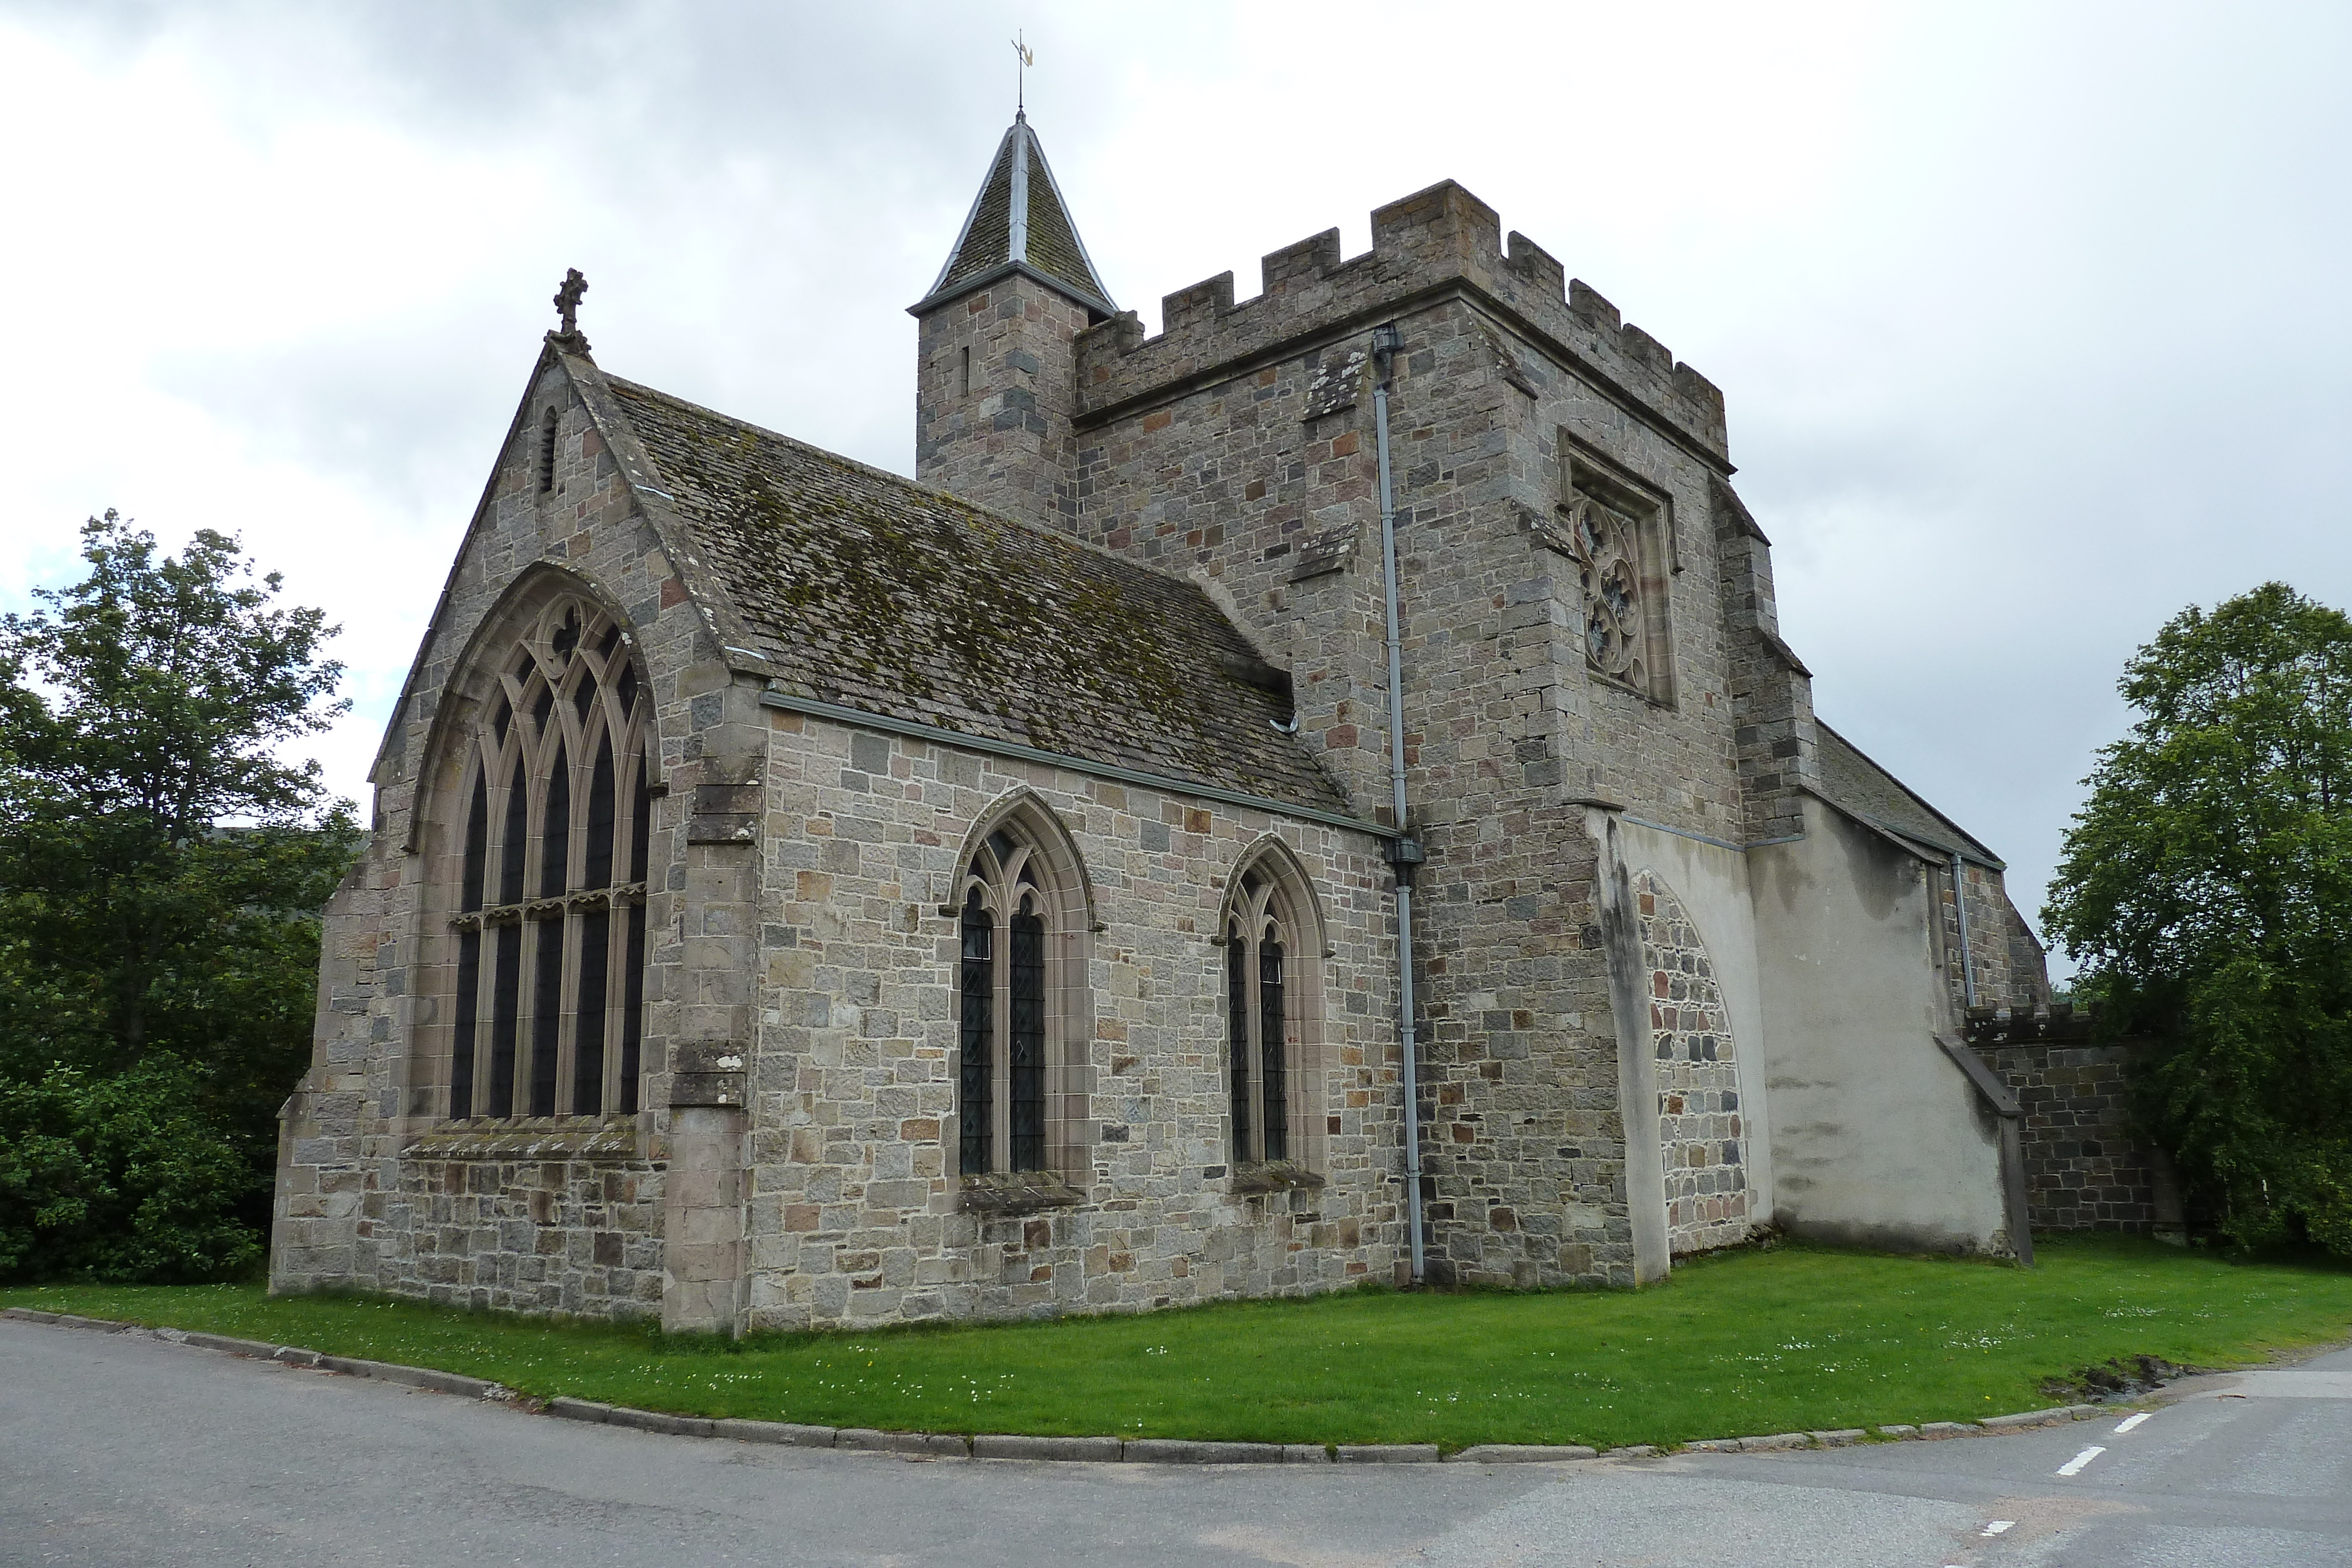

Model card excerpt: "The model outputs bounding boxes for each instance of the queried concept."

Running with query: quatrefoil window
[1566,493,1648,691]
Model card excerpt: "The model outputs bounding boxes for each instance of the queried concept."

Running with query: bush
[0,1058,263,1283]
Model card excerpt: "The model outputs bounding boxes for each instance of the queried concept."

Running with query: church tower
[910,113,1117,529]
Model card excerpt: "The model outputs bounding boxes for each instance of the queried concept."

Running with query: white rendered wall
[1748,798,2009,1254]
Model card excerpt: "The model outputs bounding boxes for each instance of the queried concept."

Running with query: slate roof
[603,376,1350,817]
[1814,721,2002,867]
[917,113,1115,317]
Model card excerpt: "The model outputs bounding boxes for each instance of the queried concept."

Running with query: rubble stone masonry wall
[1935,860,2049,1015]
[275,349,734,1315]
[1976,1035,2167,1233]
[1634,870,1749,1255]
[1016,180,1810,1285]
[742,710,1405,1328]
[915,281,1093,530]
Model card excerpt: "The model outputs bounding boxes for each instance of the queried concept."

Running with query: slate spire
[916,112,1115,320]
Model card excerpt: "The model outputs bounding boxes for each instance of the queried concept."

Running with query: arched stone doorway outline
[1633,868,1750,1254]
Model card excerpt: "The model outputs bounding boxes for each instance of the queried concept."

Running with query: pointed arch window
[1223,851,1325,1172]
[954,815,1085,1179]
[447,599,652,1121]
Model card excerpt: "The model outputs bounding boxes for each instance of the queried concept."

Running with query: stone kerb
[3,1306,2122,1464]
[1071,179,1728,462]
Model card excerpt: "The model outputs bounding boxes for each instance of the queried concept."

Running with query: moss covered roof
[1815,721,2000,867]
[920,113,1114,317]
[604,377,1348,816]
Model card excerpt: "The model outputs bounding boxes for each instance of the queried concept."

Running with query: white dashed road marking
[2056,1445,2107,1477]
[2113,1412,2150,1433]
[1980,1519,2016,1536]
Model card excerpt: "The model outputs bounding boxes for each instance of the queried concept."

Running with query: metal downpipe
[1952,851,1979,1009]
[1372,325,1425,1285]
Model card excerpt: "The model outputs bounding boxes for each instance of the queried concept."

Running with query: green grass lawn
[8,1236,2349,1451]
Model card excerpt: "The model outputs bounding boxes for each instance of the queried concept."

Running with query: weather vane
[1011,31,1033,114]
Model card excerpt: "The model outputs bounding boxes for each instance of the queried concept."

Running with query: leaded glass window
[958,890,993,1175]
[447,598,652,1121]
[1225,866,1298,1166]
[1009,909,1045,1172]
[954,815,1076,1176]
[1225,937,1251,1161]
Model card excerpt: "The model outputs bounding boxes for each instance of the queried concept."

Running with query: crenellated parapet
[1073,180,1729,463]
[1963,1002,2103,1047]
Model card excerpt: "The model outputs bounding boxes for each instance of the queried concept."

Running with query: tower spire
[912,111,1115,321]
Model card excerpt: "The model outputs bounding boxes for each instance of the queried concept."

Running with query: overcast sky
[4,1,2347,975]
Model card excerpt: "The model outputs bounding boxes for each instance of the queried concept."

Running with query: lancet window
[446,597,651,1121]
[955,813,1084,1177]
[1224,858,1312,1168]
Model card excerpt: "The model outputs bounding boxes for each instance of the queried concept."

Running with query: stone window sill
[1586,668,1665,707]
[449,882,647,932]
[957,1171,1087,1216]
[1230,1160,1326,1196]
[404,1116,639,1163]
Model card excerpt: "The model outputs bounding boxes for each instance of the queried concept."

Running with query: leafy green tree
[2046,582,2352,1254]
[0,513,360,1280]
[0,1060,264,1282]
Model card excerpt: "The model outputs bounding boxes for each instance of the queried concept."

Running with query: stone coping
[0,1307,2116,1463]
[955,1171,1087,1216]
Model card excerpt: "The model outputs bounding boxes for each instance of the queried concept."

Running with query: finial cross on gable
[553,268,587,336]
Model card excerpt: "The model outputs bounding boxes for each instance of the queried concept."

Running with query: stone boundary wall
[1972,1028,2175,1234]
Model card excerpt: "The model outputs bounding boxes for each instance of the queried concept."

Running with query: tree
[0,513,360,1280]
[0,1059,265,1282]
[2045,582,2352,1255]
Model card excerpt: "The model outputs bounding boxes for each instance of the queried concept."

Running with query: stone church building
[272,113,2052,1333]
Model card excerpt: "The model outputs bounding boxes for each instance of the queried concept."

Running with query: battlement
[1963,1002,2103,1047]
[1072,180,1728,461]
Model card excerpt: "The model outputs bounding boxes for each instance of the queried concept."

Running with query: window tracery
[1565,490,1648,691]
[955,818,1078,1176]
[445,597,651,1121]
[1223,857,1316,1169]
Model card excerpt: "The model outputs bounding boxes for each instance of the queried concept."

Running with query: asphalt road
[4,1318,2347,1567]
